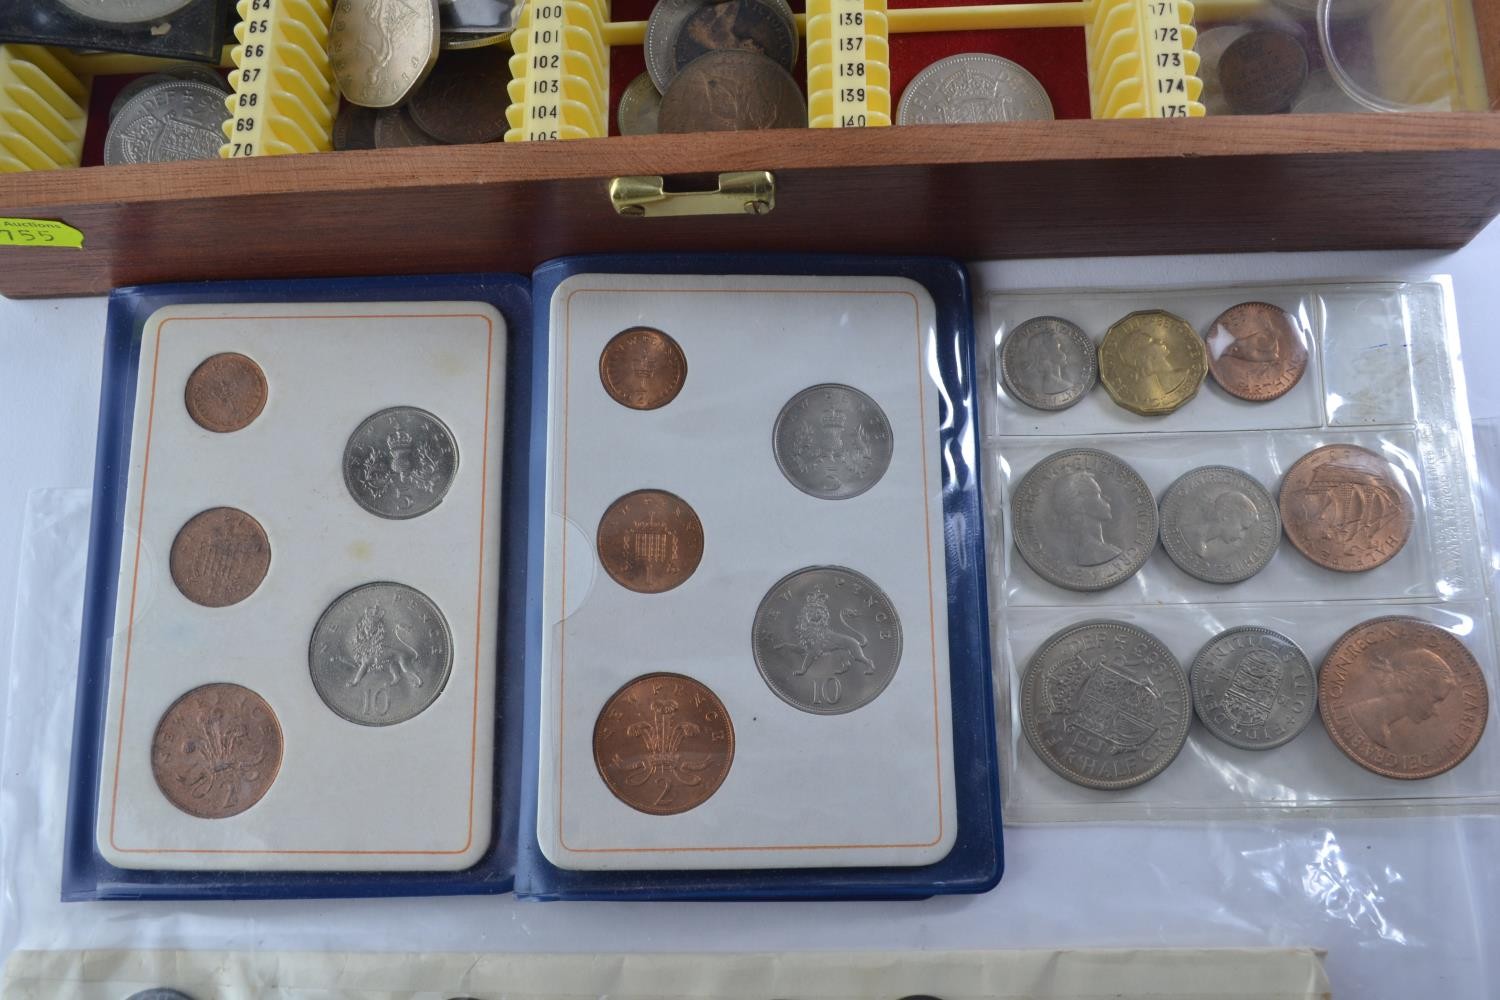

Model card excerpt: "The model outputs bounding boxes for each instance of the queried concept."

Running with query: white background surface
[3,228,1500,997]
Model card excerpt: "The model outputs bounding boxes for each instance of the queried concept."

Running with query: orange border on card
[555,286,946,855]
[107,309,495,857]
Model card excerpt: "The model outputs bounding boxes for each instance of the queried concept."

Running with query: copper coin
[658,50,808,133]
[1204,302,1310,402]
[374,106,444,148]
[333,102,378,150]
[593,672,734,815]
[599,327,688,410]
[1279,444,1413,572]
[1219,29,1309,115]
[151,683,284,818]
[408,46,512,144]
[1320,617,1490,780]
[596,489,704,593]
[672,0,799,78]
[184,352,267,433]
[169,507,272,607]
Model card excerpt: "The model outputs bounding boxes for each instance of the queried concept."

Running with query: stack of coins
[896,54,1055,126]
[102,66,232,165]
[639,0,807,134]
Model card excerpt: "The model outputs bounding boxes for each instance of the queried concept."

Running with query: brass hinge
[609,171,776,218]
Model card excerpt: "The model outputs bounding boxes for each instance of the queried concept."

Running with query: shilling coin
[343,406,459,519]
[658,50,808,132]
[596,489,705,593]
[373,105,445,147]
[1219,29,1309,115]
[330,0,442,108]
[1158,465,1280,584]
[1191,626,1316,750]
[57,0,195,23]
[617,72,664,135]
[1011,448,1158,592]
[1320,617,1489,779]
[1204,302,1310,402]
[1279,443,1413,572]
[751,565,902,715]
[598,326,687,409]
[772,383,893,500]
[1021,621,1191,790]
[999,316,1097,412]
[671,0,800,79]
[333,102,380,150]
[408,46,512,143]
[593,672,734,814]
[1098,310,1208,416]
[184,351,267,432]
[309,582,454,726]
[897,54,1054,126]
[151,683,283,818]
[170,507,272,608]
[104,80,230,165]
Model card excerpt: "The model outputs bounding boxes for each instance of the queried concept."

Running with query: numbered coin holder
[983,277,1500,821]
[64,273,532,900]
[515,254,1001,900]
[0,0,231,63]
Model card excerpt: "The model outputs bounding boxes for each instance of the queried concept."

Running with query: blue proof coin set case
[62,255,1003,902]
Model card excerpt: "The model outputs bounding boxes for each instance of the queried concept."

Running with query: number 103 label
[832,0,869,127]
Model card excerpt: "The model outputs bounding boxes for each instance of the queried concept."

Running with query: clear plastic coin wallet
[984,278,1500,821]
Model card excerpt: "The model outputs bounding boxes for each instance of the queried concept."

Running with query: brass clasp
[609,171,776,218]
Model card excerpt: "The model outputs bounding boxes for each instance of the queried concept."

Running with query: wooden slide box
[3,112,1500,299]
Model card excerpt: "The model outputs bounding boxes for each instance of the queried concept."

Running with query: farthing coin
[1320,617,1489,779]
[999,315,1097,412]
[752,566,902,715]
[658,50,808,132]
[309,582,454,726]
[671,0,800,79]
[1279,443,1413,572]
[170,507,272,608]
[593,672,734,814]
[596,489,705,593]
[333,102,380,149]
[599,326,687,409]
[104,80,230,165]
[1191,626,1315,750]
[56,0,195,23]
[897,54,1054,126]
[1010,448,1158,592]
[1219,28,1309,115]
[343,406,459,519]
[408,46,512,143]
[1020,621,1190,790]
[1098,310,1208,416]
[1204,301,1310,402]
[1158,465,1280,584]
[617,72,664,135]
[184,351,267,432]
[330,0,441,108]
[151,683,283,818]
[373,105,445,147]
[772,383,893,500]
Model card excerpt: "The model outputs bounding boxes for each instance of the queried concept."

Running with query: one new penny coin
[170,507,271,608]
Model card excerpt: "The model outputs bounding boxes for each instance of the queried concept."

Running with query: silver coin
[373,106,444,147]
[773,383,894,500]
[1010,448,1158,592]
[343,406,459,519]
[999,316,1097,412]
[109,73,174,122]
[104,80,230,165]
[617,72,663,135]
[1293,70,1368,113]
[1021,620,1191,789]
[1158,465,1280,584]
[645,0,703,92]
[310,582,453,726]
[897,54,1054,126]
[111,67,227,121]
[1194,25,1250,117]
[330,0,442,108]
[752,566,902,715]
[1191,626,1316,751]
[56,0,194,23]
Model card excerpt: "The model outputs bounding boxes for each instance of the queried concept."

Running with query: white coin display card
[96,301,505,871]
[537,272,957,871]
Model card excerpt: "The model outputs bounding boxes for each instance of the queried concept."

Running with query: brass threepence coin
[596,489,704,593]
[1098,309,1208,416]
[658,50,808,133]
[170,507,271,608]
[593,672,734,815]
[1204,302,1310,402]
[151,683,283,819]
[1279,443,1413,572]
[599,327,688,409]
[330,0,441,108]
[1219,28,1309,115]
[617,72,664,135]
[1320,617,1489,780]
[408,46,512,144]
[184,352,268,433]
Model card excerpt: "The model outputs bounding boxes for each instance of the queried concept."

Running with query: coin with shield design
[752,566,902,715]
[1191,626,1315,750]
[773,383,894,500]
[343,406,459,519]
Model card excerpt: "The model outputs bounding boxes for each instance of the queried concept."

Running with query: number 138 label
[831,0,869,127]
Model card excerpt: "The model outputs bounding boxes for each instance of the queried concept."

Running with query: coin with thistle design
[150,683,283,819]
[343,406,459,520]
[593,673,734,815]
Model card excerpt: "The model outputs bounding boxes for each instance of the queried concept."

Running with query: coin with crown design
[898,53,1054,126]
[1191,626,1315,750]
[599,326,687,409]
[772,383,893,500]
[343,406,459,520]
[596,489,705,593]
